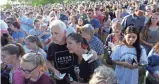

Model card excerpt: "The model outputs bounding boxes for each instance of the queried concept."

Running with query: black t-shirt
[74,58,101,83]
[47,42,78,84]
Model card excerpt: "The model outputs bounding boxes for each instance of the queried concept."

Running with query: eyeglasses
[19,65,38,74]
[19,52,41,74]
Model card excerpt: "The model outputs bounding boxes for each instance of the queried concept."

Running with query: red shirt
[94,15,104,24]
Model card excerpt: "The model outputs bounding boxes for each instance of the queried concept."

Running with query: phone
[82,54,93,61]
[55,73,66,80]
[132,58,137,65]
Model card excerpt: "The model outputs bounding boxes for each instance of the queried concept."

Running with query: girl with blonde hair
[19,53,53,84]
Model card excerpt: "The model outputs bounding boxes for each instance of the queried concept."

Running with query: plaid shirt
[88,36,104,55]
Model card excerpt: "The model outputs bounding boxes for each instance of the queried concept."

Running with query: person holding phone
[111,26,148,84]
[66,33,102,84]
[47,20,98,84]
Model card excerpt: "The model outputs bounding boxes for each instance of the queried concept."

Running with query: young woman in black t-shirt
[66,33,101,83]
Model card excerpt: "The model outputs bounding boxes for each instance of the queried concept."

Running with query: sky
[0,0,8,5]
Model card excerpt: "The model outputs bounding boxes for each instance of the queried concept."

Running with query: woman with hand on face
[19,53,54,84]
[111,26,148,84]
[1,43,25,84]
[66,33,102,84]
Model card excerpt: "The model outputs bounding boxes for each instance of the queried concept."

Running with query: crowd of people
[1,0,159,84]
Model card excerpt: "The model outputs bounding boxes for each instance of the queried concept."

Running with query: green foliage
[32,0,53,6]
[31,0,86,6]
[1,3,12,10]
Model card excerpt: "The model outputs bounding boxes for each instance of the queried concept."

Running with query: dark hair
[34,19,40,24]
[10,21,20,29]
[103,11,109,22]
[78,16,87,26]
[87,8,94,12]
[25,35,43,49]
[71,15,78,24]
[146,16,152,28]
[95,7,99,11]
[29,12,33,15]
[37,15,43,20]
[6,17,15,23]
[124,26,141,62]
[146,13,159,27]
[5,12,11,15]
[66,11,71,16]
[2,43,25,57]
[1,33,9,46]
[67,33,90,51]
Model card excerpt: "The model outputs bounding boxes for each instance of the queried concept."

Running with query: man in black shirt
[47,20,99,84]
[47,20,77,84]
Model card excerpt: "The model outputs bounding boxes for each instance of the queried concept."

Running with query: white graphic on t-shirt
[54,50,74,70]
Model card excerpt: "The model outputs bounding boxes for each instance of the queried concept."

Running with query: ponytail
[35,36,43,49]
[2,43,25,58]
[67,33,90,51]
[15,43,25,57]
[25,35,44,49]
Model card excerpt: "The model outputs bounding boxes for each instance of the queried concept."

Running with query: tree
[32,0,53,6]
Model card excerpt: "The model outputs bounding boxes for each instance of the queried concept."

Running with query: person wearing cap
[80,24,104,59]
[121,5,145,32]
[120,6,129,18]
